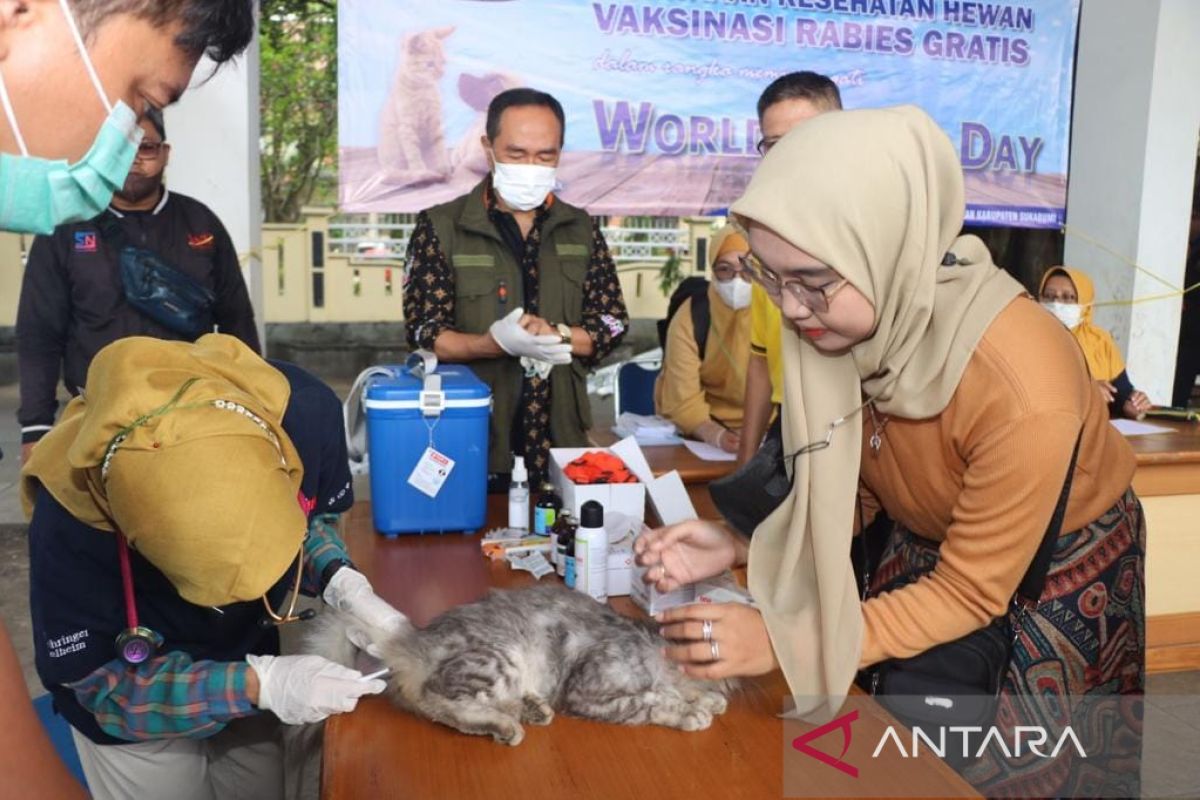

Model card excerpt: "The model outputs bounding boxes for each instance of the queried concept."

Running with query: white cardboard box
[548,445,645,525]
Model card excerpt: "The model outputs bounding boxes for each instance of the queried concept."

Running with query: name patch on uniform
[187,233,215,251]
[555,243,589,257]
[74,232,98,253]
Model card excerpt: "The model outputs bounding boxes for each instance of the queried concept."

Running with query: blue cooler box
[365,364,491,535]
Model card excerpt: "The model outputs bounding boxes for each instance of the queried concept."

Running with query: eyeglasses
[136,141,166,158]
[260,545,310,627]
[755,137,780,156]
[711,260,750,282]
[738,253,850,312]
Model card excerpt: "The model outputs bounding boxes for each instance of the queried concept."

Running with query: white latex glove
[323,567,407,636]
[247,654,386,725]
[489,308,572,364]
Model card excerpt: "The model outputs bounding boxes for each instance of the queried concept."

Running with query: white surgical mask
[491,160,557,211]
[1043,301,1083,329]
[715,276,753,310]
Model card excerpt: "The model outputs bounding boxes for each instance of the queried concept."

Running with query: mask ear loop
[0,70,30,156]
[57,0,114,114]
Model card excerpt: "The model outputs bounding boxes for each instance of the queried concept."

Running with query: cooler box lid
[364,364,491,410]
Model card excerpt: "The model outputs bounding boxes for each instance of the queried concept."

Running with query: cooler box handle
[407,350,444,417]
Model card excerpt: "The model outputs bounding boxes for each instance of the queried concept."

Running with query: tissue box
[549,447,646,525]
[608,546,633,597]
[695,571,755,606]
[630,567,695,615]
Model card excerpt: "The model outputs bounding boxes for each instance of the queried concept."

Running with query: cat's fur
[306,584,734,746]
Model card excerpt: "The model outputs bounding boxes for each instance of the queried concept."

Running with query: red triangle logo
[791,709,859,778]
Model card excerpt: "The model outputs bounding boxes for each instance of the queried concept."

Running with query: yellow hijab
[731,106,1024,721]
[1039,266,1124,381]
[22,334,309,608]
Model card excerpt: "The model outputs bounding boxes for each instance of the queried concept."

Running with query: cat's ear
[434,26,456,40]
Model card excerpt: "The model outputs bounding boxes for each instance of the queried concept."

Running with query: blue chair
[32,694,88,789]
[614,360,661,417]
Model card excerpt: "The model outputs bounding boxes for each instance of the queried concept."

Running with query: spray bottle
[508,455,529,530]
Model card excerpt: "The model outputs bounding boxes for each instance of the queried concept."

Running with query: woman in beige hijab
[637,106,1144,796]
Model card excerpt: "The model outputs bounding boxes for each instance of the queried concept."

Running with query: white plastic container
[508,456,530,530]
[574,500,608,602]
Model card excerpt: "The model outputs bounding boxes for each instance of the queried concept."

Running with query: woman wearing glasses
[654,224,754,453]
[637,107,1143,795]
[23,334,400,800]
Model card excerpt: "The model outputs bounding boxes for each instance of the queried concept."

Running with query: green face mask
[0,0,144,235]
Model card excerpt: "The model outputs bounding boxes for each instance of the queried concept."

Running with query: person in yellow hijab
[1039,266,1153,419]
[637,107,1144,796]
[654,224,753,452]
[23,334,401,800]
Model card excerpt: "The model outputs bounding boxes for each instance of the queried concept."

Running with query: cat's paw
[698,692,728,716]
[678,709,714,732]
[492,721,525,746]
[521,696,555,726]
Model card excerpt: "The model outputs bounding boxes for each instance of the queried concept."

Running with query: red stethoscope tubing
[117,535,139,631]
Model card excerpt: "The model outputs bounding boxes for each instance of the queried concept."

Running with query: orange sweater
[858,296,1136,667]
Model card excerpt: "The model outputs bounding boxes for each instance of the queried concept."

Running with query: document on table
[1110,419,1173,436]
[682,439,738,461]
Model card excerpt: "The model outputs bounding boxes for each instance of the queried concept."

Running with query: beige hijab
[730,106,1023,720]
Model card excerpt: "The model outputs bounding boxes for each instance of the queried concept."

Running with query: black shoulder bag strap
[1014,430,1084,608]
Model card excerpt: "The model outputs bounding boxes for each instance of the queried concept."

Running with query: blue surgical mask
[0,0,144,235]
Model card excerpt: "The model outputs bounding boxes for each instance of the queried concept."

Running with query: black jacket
[16,190,260,442]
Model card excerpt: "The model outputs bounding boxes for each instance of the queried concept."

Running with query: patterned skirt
[868,488,1146,798]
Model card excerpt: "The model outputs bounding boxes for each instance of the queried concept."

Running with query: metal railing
[327,214,689,265]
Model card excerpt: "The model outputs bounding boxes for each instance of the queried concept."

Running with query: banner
[339,0,1079,227]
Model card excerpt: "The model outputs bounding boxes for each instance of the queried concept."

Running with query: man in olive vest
[403,88,629,486]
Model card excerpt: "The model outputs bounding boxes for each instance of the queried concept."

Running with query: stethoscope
[114,494,316,667]
[115,532,315,666]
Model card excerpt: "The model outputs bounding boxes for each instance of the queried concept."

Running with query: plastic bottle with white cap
[574,500,607,602]
[508,455,530,530]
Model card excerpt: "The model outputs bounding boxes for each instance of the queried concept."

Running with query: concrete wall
[1065,0,1200,402]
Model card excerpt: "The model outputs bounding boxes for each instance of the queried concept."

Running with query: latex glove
[247,654,386,725]
[323,567,407,637]
[489,308,572,364]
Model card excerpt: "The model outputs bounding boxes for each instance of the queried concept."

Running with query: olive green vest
[425,180,593,473]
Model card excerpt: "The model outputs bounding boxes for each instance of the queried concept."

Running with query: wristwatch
[555,323,572,345]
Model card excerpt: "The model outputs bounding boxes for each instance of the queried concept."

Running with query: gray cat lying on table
[305,583,734,745]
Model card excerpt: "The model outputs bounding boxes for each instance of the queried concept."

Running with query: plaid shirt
[67,514,351,741]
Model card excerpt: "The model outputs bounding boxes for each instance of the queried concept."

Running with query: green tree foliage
[260,0,337,222]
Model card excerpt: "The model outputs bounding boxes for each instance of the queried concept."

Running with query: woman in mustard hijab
[637,107,1144,796]
[1040,266,1153,419]
[23,335,401,800]
[655,224,753,452]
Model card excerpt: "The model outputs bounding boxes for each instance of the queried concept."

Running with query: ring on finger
[701,619,713,642]
[709,640,720,661]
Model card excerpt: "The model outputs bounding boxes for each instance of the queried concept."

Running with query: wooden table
[588,429,738,485]
[322,493,977,800]
[1126,418,1200,496]
[1121,418,1200,672]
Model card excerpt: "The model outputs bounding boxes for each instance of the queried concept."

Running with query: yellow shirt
[749,283,783,405]
[654,285,752,435]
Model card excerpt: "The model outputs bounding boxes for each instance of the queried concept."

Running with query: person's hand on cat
[324,567,408,639]
[635,520,744,592]
[656,603,778,680]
